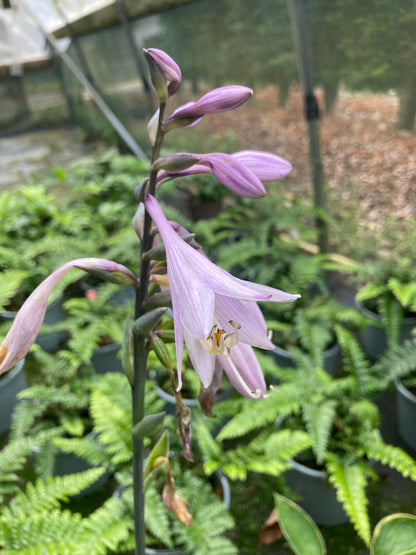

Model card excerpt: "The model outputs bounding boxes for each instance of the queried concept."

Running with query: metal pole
[19,0,148,161]
[286,0,328,253]
[115,0,155,114]
[53,0,97,88]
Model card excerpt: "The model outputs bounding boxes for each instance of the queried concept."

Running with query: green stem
[131,102,166,555]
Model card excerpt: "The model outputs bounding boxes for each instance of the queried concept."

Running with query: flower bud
[152,154,201,173]
[144,50,168,102]
[144,48,181,97]
[132,307,168,337]
[150,335,172,369]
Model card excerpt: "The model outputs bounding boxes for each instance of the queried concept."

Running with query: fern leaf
[4,468,106,519]
[90,389,132,465]
[76,496,130,554]
[388,278,416,312]
[53,436,109,468]
[364,432,416,480]
[326,455,371,546]
[217,384,300,441]
[145,484,175,549]
[356,282,385,303]
[194,422,221,460]
[303,401,336,465]
[265,429,314,462]
[0,508,83,554]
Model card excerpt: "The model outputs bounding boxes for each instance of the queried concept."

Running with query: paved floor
[0,126,99,190]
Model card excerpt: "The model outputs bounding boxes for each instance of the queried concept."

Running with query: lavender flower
[164,86,252,130]
[145,194,299,398]
[144,48,182,97]
[156,150,292,198]
[0,258,138,375]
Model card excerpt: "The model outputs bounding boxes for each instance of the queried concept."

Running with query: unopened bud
[132,307,168,337]
[144,50,168,102]
[152,154,201,173]
[151,335,172,369]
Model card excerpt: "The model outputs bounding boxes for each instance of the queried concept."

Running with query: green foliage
[371,513,416,555]
[274,493,326,555]
[326,455,371,546]
[212,329,416,546]
[64,282,133,363]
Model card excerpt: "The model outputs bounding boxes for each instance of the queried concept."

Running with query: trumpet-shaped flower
[145,194,300,398]
[0,258,138,375]
[156,150,292,198]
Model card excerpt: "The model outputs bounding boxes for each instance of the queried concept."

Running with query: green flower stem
[131,102,166,555]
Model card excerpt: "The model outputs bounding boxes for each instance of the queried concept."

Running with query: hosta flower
[156,150,292,199]
[0,258,138,375]
[164,86,252,130]
[144,48,181,97]
[145,194,299,398]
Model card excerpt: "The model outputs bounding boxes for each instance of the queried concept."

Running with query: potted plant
[210,326,416,547]
[354,254,416,359]
[375,337,416,452]
[64,282,134,373]
[47,372,237,555]
[265,297,354,375]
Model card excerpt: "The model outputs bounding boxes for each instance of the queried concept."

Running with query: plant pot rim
[0,290,64,320]
[356,299,416,324]
[0,358,25,388]
[395,378,416,404]
[289,457,327,479]
[272,340,340,359]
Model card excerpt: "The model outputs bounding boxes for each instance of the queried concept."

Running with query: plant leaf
[274,493,326,555]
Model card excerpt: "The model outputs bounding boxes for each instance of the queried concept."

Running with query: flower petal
[214,295,274,350]
[183,328,216,388]
[218,343,266,399]
[166,86,252,121]
[231,150,292,181]
[199,153,266,198]
[0,258,137,375]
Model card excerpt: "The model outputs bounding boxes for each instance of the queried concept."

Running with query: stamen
[0,345,7,364]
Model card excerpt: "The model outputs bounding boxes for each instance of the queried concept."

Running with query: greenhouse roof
[0,0,193,70]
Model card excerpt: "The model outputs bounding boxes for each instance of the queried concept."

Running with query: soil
[200,85,416,237]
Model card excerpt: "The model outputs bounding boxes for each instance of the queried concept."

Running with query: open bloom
[0,258,138,375]
[156,150,292,198]
[145,194,300,398]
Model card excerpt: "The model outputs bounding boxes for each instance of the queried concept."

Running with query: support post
[286,0,329,253]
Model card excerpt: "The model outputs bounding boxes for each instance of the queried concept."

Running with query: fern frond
[378,294,403,349]
[388,278,416,312]
[173,474,237,555]
[264,429,313,462]
[76,496,130,554]
[216,384,300,441]
[356,282,385,303]
[0,508,83,554]
[145,484,174,549]
[90,389,131,465]
[302,400,336,465]
[363,432,416,480]
[326,455,371,546]
[53,435,109,468]
[334,325,375,393]
[4,468,106,519]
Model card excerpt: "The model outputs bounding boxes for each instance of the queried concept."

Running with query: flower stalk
[131,95,167,555]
